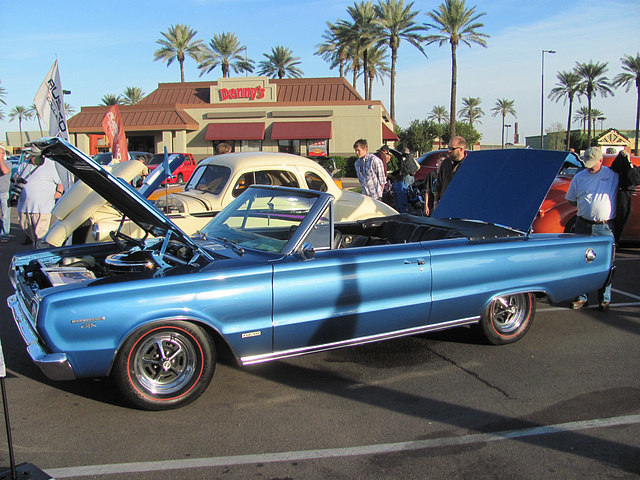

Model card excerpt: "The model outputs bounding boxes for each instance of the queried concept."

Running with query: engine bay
[13,232,207,294]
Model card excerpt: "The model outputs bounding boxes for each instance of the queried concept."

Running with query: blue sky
[1,0,639,146]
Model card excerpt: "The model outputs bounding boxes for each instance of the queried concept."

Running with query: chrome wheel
[114,322,215,410]
[490,295,528,334]
[133,331,198,395]
[480,293,535,345]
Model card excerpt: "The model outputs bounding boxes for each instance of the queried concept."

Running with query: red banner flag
[101,105,129,163]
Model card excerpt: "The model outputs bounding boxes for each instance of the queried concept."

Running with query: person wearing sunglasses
[432,136,468,210]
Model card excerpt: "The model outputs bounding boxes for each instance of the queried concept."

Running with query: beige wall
[181,102,391,159]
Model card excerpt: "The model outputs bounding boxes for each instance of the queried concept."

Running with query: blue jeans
[0,192,9,238]
[393,180,409,213]
[574,217,614,304]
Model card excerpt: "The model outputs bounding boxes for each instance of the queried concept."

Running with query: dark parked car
[8,138,614,410]
[93,151,152,165]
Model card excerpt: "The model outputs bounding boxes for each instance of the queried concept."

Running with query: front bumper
[7,294,76,381]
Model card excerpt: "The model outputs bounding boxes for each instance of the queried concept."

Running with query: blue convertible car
[8,138,615,410]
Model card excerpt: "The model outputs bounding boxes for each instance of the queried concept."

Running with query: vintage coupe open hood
[432,149,573,234]
[35,137,197,248]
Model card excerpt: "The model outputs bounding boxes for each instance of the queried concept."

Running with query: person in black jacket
[433,136,468,210]
[609,150,640,243]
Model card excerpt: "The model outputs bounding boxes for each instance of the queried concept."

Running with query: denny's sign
[211,77,276,104]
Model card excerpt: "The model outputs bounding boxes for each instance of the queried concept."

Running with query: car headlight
[91,223,105,241]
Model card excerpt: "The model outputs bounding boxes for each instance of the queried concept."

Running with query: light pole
[505,124,512,147]
[541,49,556,149]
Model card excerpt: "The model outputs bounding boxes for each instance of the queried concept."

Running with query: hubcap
[491,294,527,334]
[134,331,198,395]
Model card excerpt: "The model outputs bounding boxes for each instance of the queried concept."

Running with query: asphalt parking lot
[0,210,638,480]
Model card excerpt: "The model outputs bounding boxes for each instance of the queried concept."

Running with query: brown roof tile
[68,105,199,133]
[68,77,366,132]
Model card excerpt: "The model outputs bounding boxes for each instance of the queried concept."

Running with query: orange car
[532,152,640,242]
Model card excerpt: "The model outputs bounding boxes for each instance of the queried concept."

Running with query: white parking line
[46,414,640,478]
[612,288,640,301]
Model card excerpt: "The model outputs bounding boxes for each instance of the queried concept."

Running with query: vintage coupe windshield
[184,164,232,195]
[198,187,324,253]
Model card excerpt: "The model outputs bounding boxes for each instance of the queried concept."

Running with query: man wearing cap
[0,145,12,242]
[15,145,63,248]
[566,146,618,311]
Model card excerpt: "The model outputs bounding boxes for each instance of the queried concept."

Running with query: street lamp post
[541,49,556,149]
[505,124,512,147]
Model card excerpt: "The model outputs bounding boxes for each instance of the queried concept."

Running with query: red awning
[205,122,265,141]
[382,124,399,141]
[271,121,332,140]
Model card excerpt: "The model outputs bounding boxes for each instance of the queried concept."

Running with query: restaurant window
[278,139,300,155]
[239,140,262,152]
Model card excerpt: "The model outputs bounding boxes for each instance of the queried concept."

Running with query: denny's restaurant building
[68,76,398,160]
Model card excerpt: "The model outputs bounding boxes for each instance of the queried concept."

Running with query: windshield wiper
[212,236,245,256]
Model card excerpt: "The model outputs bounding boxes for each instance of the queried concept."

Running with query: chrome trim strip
[241,316,480,365]
[7,295,76,381]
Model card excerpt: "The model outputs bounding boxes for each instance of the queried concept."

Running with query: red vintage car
[532,152,640,242]
[146,153,197,184]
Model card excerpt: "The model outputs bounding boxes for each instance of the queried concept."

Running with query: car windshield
[184,164,232,195]
[559,157,584,176]
[199,187,321,253]
[148,153,182,166]
[93,153,112,165]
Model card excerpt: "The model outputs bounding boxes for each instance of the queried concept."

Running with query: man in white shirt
[15,145,63,248]
[566,146,618,311]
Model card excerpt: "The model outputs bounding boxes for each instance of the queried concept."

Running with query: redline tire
[480,293,535,345]
[113,321,215,410]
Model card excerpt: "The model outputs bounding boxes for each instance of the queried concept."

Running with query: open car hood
[432,149,573,234]
[35,137,198,248]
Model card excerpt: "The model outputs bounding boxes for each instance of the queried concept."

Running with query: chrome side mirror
[300,242,315,260]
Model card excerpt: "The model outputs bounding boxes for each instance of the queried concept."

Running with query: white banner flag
[33,60,68,140]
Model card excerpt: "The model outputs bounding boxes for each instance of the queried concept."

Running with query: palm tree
[491,98,516,149]
[258,46,303,79]
[574,106,590,133]
[153,24,205,83]
[590,108,604,136]
[373,0,427,120]
[26,103,45,136]
[575,60,613,145]
[198,32,254,78]
[65,103,76,117]
[315,21,351,78]
[339,1,382,100]
[121,87,145,105]
[612,53,640,154]
[549,70,581,151]
[363,45,391,99]
[458,96,484,129]
[9,106,32,148]
[427,105,449,148]
[101,94,122,106]
[425,0,489,138]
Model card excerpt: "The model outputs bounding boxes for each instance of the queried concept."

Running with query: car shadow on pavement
[244,357,640,475]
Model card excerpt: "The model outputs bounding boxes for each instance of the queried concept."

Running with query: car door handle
[404,260,426,265]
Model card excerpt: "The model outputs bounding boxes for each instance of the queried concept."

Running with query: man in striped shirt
[353,139,385,201]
